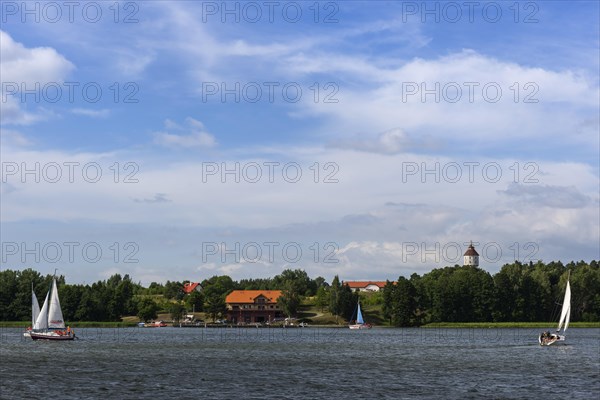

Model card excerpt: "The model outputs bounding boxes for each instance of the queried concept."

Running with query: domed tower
[463,241,479,267]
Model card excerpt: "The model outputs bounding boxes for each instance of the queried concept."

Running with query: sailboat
[349,301,372,329]
[539,273,571,346]
[23,284,41,338]
[26,278,75,341]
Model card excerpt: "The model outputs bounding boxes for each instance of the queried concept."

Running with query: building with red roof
[183,282,202,294]
[463,242,479,267]
[343,281,389,292]
[225,290,283,324]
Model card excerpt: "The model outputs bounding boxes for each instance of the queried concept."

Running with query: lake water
[1,327,598,399]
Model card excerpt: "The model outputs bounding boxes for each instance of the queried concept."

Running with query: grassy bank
[2,320,598,328]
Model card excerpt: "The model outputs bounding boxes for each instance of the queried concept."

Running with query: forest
[0,260,598,326]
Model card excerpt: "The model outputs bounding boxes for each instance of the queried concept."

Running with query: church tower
[463,241,479,267]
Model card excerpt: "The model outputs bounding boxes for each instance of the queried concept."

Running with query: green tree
[390,277,416,326]
[0,270,19,320]
[205,294,227,322]
[338,283,358,321]
[202,275,236,299]
[328,275,342,320]
[186,290,205,313]
[164,280,185,300]
[273,269,312,295]
[169,303,186,323]
[60,284,83,321]
[277,282,301,317]
[382,280,395,325]
[137,297,159,322]
[315,286,329,312]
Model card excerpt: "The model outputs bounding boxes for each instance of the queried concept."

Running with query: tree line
[0,260,598,325]
[382,260,600,326]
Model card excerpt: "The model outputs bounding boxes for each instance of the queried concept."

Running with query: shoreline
[1,321,598,328]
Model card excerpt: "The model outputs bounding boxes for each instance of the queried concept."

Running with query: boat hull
[539,333,565,346]
[349,324,372,330]
[30,331,75,341]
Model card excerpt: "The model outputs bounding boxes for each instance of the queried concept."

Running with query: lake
[1,327,598,399]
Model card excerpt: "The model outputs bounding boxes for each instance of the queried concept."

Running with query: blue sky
[1,1,599,285]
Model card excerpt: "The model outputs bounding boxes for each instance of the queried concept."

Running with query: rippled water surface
[1,327,598,399]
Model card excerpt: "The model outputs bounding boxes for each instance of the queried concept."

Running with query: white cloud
[499,183,590,209]
[0,30,74,125]
[0,30,75,84]
[70,108,110,118]
[133,193,172,204]
[2,143,597,282]
[0,129,33,147]
[331,128,440,154]
[153,117,217,149]
[298,50,599,152]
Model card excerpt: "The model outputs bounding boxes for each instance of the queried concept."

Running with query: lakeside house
[344,281,388,292]
[225,290,283,324]
[183,282,202,294]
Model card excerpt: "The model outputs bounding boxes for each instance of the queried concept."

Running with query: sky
[1,1,599,285]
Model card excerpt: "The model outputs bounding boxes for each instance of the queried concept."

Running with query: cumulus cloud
[0,30,74,125]
[153,117,217,149]
[499,183,590,209]
[300,50,599,156]
[331,128,440,154]
[0,30,75,84]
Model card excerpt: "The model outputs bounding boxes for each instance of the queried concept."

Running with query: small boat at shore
[539,273,571,346]
[349,301,371,330]
[145,320,168,327]
[25,278,75,341]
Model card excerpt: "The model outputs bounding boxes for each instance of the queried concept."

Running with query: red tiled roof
[464,244,479,256]
[225,290,282,304]
[344,281,389,289]
[183,282,201,294]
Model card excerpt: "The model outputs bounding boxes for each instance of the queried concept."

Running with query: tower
[463,241,479,267]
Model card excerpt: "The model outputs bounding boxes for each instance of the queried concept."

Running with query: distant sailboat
[349,301,372,329]
[539,273,571,346]
[26,278,75,341]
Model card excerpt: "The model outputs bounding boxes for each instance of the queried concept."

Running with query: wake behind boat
[539,273,570,346]
[25,278,75,341]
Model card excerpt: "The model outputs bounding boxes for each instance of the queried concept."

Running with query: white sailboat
[23,284,41,338]
[26,278,75,341]
[539,274,571,346]
[349,301,372,329]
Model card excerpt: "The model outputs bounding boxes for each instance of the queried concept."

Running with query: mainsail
[356,303,365,324]
[34,291,50,330]
[47,279,66,329]
[556,280,571,333]
[31,286,40,328]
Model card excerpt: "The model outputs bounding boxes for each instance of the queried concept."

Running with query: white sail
[356,303,365,324]
[34,291,50,330]
[556,280,571,333]
[47,279,66,329]
[31,287,40,327]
